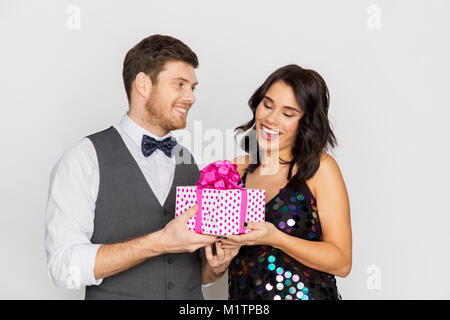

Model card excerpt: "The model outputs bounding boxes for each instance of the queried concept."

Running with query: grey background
[1,0,449,299]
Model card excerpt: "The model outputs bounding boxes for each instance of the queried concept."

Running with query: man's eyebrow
[173,77,198,86]
[263,95,301,113]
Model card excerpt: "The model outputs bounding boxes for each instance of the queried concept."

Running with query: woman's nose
[265,110,279,126]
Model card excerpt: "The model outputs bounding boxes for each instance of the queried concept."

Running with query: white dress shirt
[45,113,176,288]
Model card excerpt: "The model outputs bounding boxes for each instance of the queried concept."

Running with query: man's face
[145,60,198,132]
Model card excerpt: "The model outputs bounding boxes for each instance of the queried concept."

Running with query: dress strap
[240,171,248,185]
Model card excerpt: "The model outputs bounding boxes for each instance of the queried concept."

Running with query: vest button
[167,282,175,289]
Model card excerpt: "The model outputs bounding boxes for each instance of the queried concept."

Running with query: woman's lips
[259,124,280,141]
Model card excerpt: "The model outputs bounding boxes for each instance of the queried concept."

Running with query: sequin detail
[228,172,342,300]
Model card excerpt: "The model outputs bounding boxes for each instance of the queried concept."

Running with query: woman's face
[255,80,304,154]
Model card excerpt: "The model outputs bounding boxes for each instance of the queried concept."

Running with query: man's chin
[169,119,187,131]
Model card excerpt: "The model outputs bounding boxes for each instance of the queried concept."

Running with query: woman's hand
[221,221,279,247]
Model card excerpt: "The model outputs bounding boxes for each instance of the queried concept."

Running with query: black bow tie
[141,135,177,158]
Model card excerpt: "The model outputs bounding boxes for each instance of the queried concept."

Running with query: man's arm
[45,140,216,288]
[94,230,163,280]
[93,204,216,280]
[45,140,104,288]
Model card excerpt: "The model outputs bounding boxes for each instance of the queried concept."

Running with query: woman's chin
[257,139,282,153]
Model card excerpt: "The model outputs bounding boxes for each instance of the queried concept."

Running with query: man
[45,34,226,299]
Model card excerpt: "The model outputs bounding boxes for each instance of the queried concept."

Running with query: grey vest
[85,126,203,300]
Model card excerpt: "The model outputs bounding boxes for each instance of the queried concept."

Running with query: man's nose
[184,88,195,104]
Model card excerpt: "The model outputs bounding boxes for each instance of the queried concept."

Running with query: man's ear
[134,72,152,99]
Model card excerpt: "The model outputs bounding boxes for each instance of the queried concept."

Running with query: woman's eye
[264,103,272,109]
[284,113,293,117]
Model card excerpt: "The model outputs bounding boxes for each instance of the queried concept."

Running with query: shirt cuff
[202,281,216,288]
[70,243,103,287]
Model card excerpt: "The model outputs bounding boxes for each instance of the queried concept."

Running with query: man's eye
[176,82,183,87]
[192,87,197,92]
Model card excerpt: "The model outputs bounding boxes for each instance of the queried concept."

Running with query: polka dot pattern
[175,186,266,235]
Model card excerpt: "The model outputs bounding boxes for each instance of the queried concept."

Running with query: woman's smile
[259,124,281,141]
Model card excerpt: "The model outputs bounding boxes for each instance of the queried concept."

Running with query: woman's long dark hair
[235,64,337,187]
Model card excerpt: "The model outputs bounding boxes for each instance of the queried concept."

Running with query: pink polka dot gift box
[175,160,265,235]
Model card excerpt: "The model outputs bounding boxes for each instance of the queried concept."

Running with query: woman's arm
[222,154,352,278]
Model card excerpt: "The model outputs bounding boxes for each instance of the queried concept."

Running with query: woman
[207,64,351,300]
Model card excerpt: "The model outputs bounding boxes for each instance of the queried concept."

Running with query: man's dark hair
[122,34,199,102]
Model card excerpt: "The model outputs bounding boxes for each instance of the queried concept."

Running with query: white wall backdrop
[1,0,449,299]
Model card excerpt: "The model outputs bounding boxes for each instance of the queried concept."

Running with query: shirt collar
[118,113,173,148]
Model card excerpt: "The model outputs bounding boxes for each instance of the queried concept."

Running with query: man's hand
[201,238,241,285]
[204,239,240,274]
[94,205,215,280]
[158,204,217,254]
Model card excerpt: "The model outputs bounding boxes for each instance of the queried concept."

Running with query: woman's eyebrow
[263,95,301,113]
[263,95,274,103]
[283,106,302,113]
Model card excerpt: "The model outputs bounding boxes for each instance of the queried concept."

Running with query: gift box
[175,160,265,235]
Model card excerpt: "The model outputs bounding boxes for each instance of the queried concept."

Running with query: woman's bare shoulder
[313,153,342,178]
[319,153,340,172]
[311,153,346,193]
[307,153,342,195]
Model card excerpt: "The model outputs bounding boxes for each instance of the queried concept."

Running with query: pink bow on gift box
[193,160,249,235]
[195,160,244,190]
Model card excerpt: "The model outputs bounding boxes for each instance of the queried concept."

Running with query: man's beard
[145,90,186,131]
